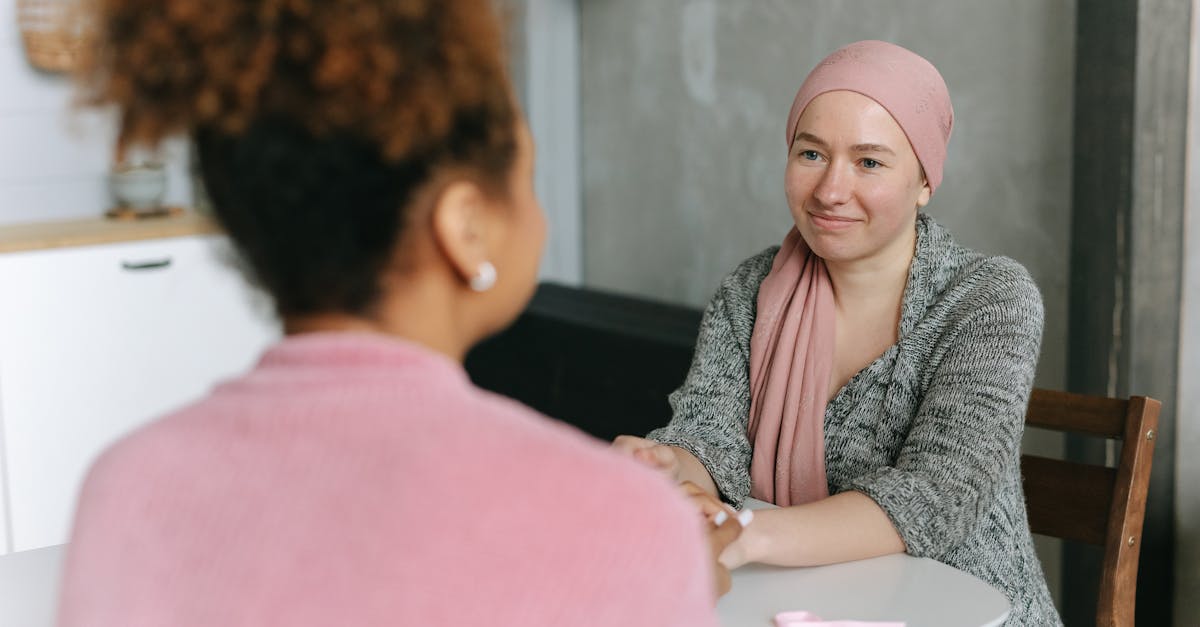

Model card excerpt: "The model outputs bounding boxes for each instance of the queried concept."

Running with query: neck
[825,220,917,307]
[283,273,474,363]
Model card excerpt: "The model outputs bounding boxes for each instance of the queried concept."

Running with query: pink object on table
[775,610,905,627]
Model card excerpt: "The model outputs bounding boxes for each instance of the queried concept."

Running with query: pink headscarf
[747,41,953,507]
[786,40,954,193]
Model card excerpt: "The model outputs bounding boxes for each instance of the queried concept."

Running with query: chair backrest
[1020,388,1161,627]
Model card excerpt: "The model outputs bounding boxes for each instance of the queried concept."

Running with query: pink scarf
[747,228,835,506]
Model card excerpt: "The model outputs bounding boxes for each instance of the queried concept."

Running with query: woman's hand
[611,435,682,481]
[679,481,748,598]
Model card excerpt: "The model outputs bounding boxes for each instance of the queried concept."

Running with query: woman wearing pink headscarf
[614,40,1060,626]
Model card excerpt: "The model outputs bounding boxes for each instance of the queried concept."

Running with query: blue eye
[861,158,880,169]
[800,150,821,161]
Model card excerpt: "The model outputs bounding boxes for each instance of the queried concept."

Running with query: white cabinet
[0,235,279,553]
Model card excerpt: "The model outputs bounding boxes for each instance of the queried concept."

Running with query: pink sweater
[57,333,717,626]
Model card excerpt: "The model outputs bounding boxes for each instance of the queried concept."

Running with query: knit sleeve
[647,249,775,508]
[844,259,1045,559]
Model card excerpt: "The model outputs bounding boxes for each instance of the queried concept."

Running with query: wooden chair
[1021,388,1161,627]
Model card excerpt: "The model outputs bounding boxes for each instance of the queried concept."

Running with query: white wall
[521,0,581,285]
[1174,2,1200,624]
[0,0,191,227]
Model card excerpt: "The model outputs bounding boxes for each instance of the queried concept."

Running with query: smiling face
[785,90,931,266]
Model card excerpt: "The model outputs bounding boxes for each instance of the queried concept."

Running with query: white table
[718,499,1010,627]
[4,512,1010,627]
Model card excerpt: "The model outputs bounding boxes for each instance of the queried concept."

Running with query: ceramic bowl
[109,164,167,209]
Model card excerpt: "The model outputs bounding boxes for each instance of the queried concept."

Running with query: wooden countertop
[0,212,221,254]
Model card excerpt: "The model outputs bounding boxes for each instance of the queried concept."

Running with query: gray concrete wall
[580,0,1073,390]
[1067,1,1189,623]
[578,0,1075,607]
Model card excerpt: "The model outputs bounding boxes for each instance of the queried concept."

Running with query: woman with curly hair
[56,1,736,625]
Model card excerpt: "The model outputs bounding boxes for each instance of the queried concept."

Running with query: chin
[798,228,840,254]
[804,236,861,263]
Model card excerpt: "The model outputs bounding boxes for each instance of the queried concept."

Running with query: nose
[813,163,852,207]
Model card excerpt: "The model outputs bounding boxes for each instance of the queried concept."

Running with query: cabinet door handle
[121,258,173,271]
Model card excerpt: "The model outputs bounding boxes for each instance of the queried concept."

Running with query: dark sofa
[464,283,703,442]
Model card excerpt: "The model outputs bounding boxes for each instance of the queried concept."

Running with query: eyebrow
[793,132,828,149]
[793,132,896,156]
[850,143,896,155]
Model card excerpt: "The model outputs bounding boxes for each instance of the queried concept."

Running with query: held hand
[679,481,747,598]
[611,435,681,481]
[717,530,752,571]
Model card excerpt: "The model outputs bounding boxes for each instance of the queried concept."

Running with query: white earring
[469,261,497,292]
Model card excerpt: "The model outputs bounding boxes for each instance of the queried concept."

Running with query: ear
[916,179,932,209]
[429,180,491,287]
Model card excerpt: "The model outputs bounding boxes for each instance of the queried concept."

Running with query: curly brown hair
[79,0,519,317]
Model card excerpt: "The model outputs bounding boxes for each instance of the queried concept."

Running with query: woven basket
[17,0,85,73]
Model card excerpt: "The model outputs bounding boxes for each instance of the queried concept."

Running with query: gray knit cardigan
[648,214,1061,626]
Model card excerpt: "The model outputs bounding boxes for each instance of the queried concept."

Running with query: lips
[807,212,861,230]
